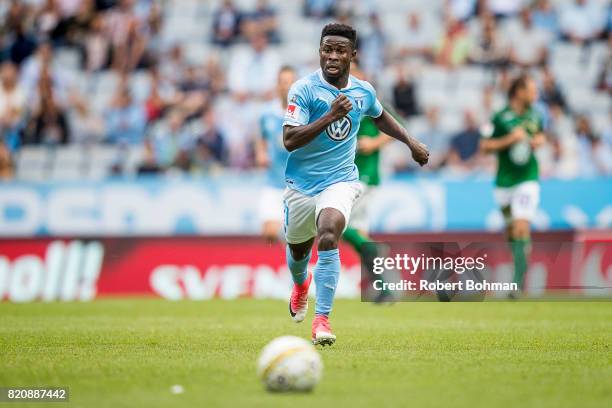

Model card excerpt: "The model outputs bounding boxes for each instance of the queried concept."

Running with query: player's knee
[290,247,309,261]
[317,230,338,251]
[512,221,530,240]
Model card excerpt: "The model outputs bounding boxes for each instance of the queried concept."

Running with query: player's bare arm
[283,94,352,151]
[358,133,392,154]
[372,110,429,166]
[480,126,526,153]
[254,137,270,167]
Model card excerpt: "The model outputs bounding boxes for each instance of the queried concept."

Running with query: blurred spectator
[0,61,25,151]
[486,0,525,19]
[539,67,567,112]
[0,141,13,180]
[159,45,188,87]
[358,13,388,79]
[446,110,483,172]
[392,65,419,117]
[137,142,161,175]
[243,0,280,44]
[398,11,435,61]
[547,104,578,177]
[228,29,280,102]
[140,2,164,67]
[83,13,110,72]
[24,66,70,145]
[148,109,193,169]
[193,109,227,167]
[7,21,37,66]
[144,67,176,123]
[417,106,451,169]
[468,13,508,68]
[203,54,226,96]
[507,8,549,68]
[177,65,210,118]
[575,115,612,176]
[69,93,105,143]
[596,51,611,92]
[531,0,558,36]
[211,0,243,47]
[559,0,607,45]
[434,19,471,68]
[303,0,336,19]
[35,0,62,42]
[106,0,146,72]
[105,86,146,144]
[20,42,72,105]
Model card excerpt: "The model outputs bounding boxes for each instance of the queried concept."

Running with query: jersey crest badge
[326,116,352,141]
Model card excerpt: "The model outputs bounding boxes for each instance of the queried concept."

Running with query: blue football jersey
[282,69,383,196]
[260,101,289,189]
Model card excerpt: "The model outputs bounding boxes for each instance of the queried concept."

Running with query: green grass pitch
[1,299,610,407]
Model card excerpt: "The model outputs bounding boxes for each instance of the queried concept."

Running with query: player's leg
[311,207,344,345]
[509,218,530,290]
[283,188,316,322]
[259,187,285,243]
[508,182,540,292]
[342,183,375,268]
[312,181,363,345]
[342,185,389,301]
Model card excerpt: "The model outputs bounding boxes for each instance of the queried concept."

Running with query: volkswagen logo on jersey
[326,116,352,141]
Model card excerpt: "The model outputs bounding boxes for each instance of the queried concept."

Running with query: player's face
[319,36,355,80]
[521,79,538,106]
[278,69,296,101]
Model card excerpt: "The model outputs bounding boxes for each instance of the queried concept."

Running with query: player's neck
[322,73,349,90]
[509,99,527,115]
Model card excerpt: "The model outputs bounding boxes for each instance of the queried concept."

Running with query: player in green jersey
[342,62,394,300]
[480,74,546,295]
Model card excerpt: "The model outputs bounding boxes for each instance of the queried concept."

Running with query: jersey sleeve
[364,83,383,118]
[283,81,310,127]
[489,113,505,139]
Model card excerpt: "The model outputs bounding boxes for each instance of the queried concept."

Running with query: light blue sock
[286,246,310,285]
[314,249,340,316]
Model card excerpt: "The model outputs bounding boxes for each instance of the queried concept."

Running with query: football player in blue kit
[283,23,429,345]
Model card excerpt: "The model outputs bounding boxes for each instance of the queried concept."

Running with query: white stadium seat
[15,146,51,182]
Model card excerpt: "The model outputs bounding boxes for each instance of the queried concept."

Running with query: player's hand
[510,127,527,143]
[411,141,429,166]
[328,94,352,121]
[530,132,546,149]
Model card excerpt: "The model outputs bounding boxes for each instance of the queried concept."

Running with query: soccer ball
[257,335,323,392]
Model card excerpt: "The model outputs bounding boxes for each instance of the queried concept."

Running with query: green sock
[343,227,379,281]
[343,227,370,254]
[510,238,530,290]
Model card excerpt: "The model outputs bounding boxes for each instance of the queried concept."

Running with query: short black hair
[320,23,357,49]
[508,73,532,99]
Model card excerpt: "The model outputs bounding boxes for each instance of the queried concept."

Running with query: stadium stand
[0,0,610,181]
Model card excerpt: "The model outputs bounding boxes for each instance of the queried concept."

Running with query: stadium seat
[49,146,87,181]
[591,112,610,135]
[124,145,147,175]
[55,47,81,72]
[86,145,120,180]
[15,146,51,182]
[184,42,212,65]
[550,43,583,67]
